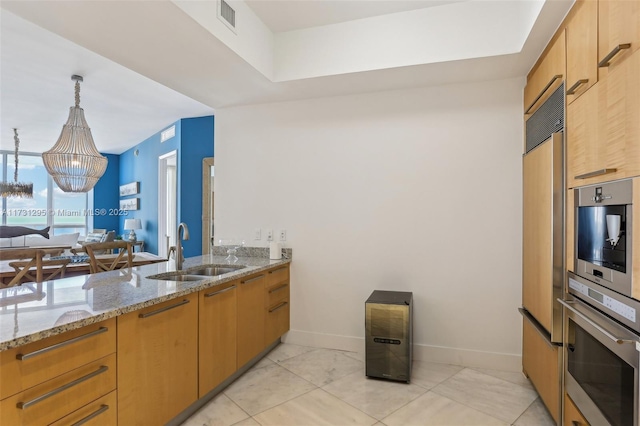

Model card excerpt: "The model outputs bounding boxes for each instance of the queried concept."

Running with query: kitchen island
[0,250,292,425]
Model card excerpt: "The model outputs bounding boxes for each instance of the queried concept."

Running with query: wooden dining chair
[2,248,71,287]
[77,241,135,274]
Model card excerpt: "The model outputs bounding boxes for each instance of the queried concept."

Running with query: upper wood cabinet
[524,30,566,117]
[567,48,640,188]
[598,0,640,78]
[566,0,598,103]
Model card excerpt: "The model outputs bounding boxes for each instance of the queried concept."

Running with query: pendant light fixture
[0,128,33,198]
[42,75,107,192]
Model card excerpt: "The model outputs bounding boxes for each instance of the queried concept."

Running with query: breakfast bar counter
[0,252,291,351]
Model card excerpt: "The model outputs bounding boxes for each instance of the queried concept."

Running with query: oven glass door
[568,318,635,426]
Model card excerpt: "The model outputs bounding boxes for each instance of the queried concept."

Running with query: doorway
[202,157,214,255]
[158,151,177,258]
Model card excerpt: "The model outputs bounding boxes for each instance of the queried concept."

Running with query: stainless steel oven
[560,291,640,426]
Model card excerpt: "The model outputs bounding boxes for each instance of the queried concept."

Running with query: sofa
[0,232,81,255]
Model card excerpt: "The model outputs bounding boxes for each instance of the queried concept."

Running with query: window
[1,151,89,236]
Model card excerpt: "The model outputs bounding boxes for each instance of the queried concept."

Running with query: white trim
[283,329,522,372]
[158,150,177,258]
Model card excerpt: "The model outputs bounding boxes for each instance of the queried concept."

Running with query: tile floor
[182,343,555,426]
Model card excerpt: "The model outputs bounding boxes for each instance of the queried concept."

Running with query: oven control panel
[569,277,636,322]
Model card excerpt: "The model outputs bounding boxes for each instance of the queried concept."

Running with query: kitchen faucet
[175,222,190,270]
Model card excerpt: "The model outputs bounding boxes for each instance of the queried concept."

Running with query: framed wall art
[119,181,140,197]
[120,198,140,211]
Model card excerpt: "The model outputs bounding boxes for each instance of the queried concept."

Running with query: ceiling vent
[218,0,236,33]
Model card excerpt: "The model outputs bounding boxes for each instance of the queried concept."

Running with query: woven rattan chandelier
[42,75,107,193]
[0,129,33,198]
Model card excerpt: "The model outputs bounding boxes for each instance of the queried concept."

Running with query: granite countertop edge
[1,255,291,351]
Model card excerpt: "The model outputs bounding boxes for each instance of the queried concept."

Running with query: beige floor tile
[266,343,317,363]
[230,419,260,426]
[181,394,249,426]
[253,388,378,426]
[433,368,538,424]
[410,360,464,390]
[251,356,275,370]
[382,391,508,426]
[343,350,363,362]
[513,397,556,426]
[322,371,427,420]
[224,363,316,416]
[471,367,534,390]
[279,348,364,386]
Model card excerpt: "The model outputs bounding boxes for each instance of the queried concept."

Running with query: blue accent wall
[93,154,120,232]
[97,115,214,256]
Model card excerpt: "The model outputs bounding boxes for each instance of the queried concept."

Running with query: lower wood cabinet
[564,392,590,426]
[50,390,117,426]
[117,292,198,426]
[0,354,116,425]
[265,267,290,344]
[199,280,238,397]
[237,272,268,367]
[522,314,561,423]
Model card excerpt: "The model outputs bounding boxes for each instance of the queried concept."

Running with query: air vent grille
[525,82,565,153]
[220,0,236,29]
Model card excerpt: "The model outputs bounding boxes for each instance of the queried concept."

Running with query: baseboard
[283,329,522,372]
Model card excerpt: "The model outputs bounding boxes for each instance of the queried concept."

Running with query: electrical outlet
[266,229,273,241]
[279,229,287,241]
[254,228,261,240]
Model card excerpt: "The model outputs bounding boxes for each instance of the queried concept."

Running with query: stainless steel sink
[185,265,245,276]
[146,265,245,282]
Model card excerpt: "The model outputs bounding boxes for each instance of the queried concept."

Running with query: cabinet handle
[574,168,617,180]
[16,365,109,409]
[71,404,110,426]
[572,421,581,426]
[269,283,288,294]
[558,299,635,344]
[524,74,563,114]
[268,266,287,274]
[241,274,264,285]
[16,327,109,361]
[204,285,236,298]
[566,79,588,95]
[598,43,631,67]
[138,299,189,318]
[269,301,288,313]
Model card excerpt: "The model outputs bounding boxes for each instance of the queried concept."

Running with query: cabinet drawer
[266,265,289,287]
[564,393,590,426]
[522,316,560,423]
[266,281,289,306]
[265,297,290,344]
[0,318,116,400]
[50,390,117,426]
[1,354,116,426]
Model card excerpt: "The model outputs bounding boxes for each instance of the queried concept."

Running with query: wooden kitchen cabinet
[1,354,116,426]
[199,280,238,397]
[117,292,198,426]
[50,390,117,426]
[565,0,598,103]
[564,393,590,426]
[265,265,290,344]
[0,317,116,400]
[237,271,267,367]
[524,29,566,116]
[522,315,561,424]
[598,0,640,78]
[567,48,640,188]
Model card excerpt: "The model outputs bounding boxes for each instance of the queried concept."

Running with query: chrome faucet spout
[176,222,190,270]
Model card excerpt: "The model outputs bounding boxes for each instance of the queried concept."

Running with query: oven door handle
[558,299,636,345]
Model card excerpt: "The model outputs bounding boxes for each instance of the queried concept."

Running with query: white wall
[215,77,525,371]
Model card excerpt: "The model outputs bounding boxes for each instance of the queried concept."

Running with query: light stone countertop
[0,251,291,351]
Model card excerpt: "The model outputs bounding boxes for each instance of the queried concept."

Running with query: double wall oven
[565,179,640,426]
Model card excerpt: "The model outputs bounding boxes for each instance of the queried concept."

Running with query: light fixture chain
[13,128,19,182]
[75,80,81,107]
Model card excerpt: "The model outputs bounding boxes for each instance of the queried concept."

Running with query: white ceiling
[0,0,573,155]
